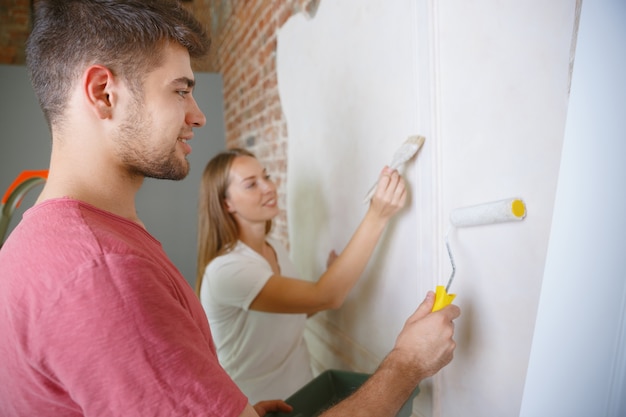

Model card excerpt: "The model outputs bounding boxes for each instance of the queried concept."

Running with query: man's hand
[391,291,461,380]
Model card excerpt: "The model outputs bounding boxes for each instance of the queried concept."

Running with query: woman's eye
[245,181,257,189]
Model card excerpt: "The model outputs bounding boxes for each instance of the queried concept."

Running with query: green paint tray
[267,369,419,417]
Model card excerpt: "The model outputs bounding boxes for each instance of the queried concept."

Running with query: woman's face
[224,155,279,227]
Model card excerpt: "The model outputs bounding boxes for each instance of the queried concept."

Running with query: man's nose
[188,97,206,128]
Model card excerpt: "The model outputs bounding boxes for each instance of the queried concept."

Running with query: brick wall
[0,0,319,248]
[0,0,31,64]
[187,0,320,248]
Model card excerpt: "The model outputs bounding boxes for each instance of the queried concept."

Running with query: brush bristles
[406,135,426,146]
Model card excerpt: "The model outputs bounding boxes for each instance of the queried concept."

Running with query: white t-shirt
[200,238,313,403]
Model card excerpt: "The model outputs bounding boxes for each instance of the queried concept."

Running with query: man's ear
[83,65,116,119]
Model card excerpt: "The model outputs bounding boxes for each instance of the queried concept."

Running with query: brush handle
[362,182,378,204]
[431,285,456,312]
[362,160,403,204]
[362,136,424,204]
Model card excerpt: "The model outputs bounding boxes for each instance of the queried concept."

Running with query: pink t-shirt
[0,198,248,416]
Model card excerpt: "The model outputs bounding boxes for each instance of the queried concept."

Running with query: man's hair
[26,0,210,127]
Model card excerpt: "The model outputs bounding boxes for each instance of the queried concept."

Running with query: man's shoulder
[1,198,159,277]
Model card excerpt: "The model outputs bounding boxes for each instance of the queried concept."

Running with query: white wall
[277,1,578,416]
[520,0,626,415]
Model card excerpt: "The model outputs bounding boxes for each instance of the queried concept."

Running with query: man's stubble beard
[114,100,190,181]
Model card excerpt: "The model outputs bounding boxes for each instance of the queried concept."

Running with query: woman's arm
[249,167,406,315]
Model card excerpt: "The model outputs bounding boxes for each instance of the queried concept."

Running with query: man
[0,1,460,416]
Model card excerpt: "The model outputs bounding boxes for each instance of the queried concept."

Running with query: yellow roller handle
[432,285,456,312]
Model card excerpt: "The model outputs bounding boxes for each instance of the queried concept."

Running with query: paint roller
[432,197,527,312]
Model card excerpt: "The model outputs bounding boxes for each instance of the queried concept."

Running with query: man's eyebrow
[172,77,196,88]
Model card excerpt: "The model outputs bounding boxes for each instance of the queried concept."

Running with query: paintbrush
[363,135,425,204]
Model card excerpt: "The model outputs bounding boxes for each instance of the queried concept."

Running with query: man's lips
[177,137,192,154]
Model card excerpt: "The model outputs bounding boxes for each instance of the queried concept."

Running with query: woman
[196,148,406,403]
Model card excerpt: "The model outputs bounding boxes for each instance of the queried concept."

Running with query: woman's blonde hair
[195,148,272,296]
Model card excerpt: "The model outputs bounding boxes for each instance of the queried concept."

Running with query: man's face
[114,43,206,181]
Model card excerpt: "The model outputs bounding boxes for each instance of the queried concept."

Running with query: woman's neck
[238,223,268,254]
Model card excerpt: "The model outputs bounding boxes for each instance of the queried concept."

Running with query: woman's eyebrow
[239,170,265,184]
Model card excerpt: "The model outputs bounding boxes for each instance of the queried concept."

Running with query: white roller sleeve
[449,198,526,228]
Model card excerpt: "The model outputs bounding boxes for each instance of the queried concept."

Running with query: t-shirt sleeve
[34,254,248,417]
[205,252,273,310]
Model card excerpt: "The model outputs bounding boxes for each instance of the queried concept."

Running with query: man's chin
[144,164,190,181]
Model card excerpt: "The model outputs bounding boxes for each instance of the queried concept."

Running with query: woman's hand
[369,166,407,220]
[253,400,293,416]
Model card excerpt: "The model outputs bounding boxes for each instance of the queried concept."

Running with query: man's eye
[177,90,190,97]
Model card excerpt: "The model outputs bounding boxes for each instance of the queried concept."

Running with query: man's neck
[38,152,145,227]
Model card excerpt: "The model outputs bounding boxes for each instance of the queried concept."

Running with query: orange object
[1,170,48,206]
